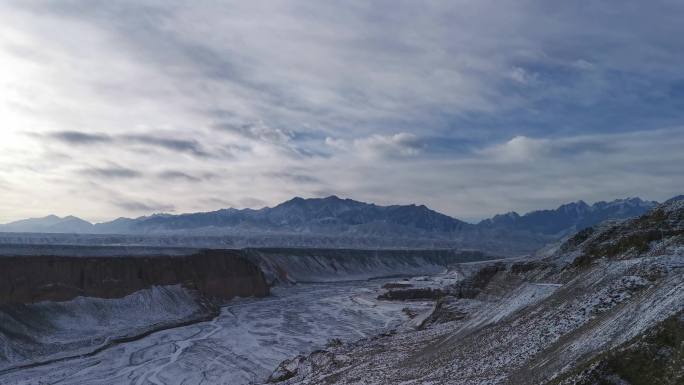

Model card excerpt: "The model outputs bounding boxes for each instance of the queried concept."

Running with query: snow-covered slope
[0,285,215,373]
[0,280,434,385]
[272,198,684,384]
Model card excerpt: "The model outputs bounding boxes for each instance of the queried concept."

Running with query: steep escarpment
[0,249,269,305]
[0,246,492,304]
[244,248,494,285]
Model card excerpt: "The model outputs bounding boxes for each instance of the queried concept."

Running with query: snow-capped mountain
[477,197,657,236]
[108,196,469,234]
[0,215,94,234]
[0,196,659,254]
[0,196,471,235]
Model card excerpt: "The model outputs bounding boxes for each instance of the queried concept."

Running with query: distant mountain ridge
[115,196,469,235]
[1,214,94,234]
[0,195,662,255]
[477,197,657,236]
[0,195,657,235]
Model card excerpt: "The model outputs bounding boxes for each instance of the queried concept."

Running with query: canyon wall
[0,249,269,305]
[245,248,494,284]
[0,246,495,305]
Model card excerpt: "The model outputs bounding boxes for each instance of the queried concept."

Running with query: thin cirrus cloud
[0,1,683,222]
[111,198,175,213]
[158,170,205,182]
[48,131,212,158]
[81,166,142,179]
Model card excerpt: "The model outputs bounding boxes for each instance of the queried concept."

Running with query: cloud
[212,120,293,145]
[82,166,142,179]
[327,133,425,159]
[157,170,202,182]
[112,198,175,213]
[49,131,112,144]
[1,1,683,222]
[236,197,268,208]
[481,133,621,163]
[122,134,210,157]
[45,130,212,158]
[507,67,538,85]
[481,136,548,162]
[265,171,321,184]
[310,127,684,220]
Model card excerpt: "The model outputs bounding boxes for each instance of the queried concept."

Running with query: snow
[274,248,683,384]
[0,279,433,385]
[0,285,208,372]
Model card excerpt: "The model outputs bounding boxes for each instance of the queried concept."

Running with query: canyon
[0,197,681,384]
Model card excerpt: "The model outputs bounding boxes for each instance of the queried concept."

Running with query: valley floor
[0,279,432,385]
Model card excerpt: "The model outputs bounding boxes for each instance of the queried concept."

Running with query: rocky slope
[269,199,683,384]
[552,310,683,385]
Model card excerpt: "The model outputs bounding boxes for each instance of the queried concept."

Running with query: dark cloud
[44,130,212,157]
[157,170,202,182]
[551,139,618,157]
[50,131,112,144]
[82,166,142,179]
[201,197,235,207]
[112,199,175,213]
[197,196,268,209]
[122,134,210,157]
[265,172,321,184]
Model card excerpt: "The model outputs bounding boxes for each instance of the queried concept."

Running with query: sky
[1,0,684,223]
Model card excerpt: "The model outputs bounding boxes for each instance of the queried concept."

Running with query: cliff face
[245,248,494,285]
[0,246,495,305]
[0,249,269,305]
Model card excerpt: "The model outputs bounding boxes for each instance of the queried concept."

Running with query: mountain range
[0,196,656,242]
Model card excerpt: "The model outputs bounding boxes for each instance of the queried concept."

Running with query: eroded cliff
[0,249,269,305]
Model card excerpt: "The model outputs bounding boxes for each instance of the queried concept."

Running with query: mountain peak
[478,196,657,236]
[665,195,684,204]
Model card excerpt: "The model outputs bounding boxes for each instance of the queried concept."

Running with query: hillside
[270,198,684,384]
